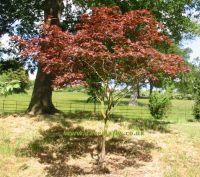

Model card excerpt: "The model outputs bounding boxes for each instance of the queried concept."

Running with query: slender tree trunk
[99,119,108,169]
[98,95,111,169]
[27,0,63,115]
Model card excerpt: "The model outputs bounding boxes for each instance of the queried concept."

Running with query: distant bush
[172,94,193,100]
[125,90,149,98]
[185,94,193,100]
[59,86,86,93]
[172,94,183,100]
[149,91,171,119]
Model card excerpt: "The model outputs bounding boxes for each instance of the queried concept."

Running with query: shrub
[149,91,171,119]
[0,69,30,93]
[193,102,200,120]
[0,80,21,96]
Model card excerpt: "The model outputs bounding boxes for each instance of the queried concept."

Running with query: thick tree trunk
[129,91,138,106]
[129,82,140,106]
[27,66,58,115]
[27,0,63,115]
[137,83,141,98]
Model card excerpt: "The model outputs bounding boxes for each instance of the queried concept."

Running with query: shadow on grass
[127,118,171,133]
[17,120,157,176]
[0,112,26,118]
[187,118,198,122]
[58,111,171,133]
[0,110,171,133]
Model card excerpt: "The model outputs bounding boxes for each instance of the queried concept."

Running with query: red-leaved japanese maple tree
[16,6,188,168]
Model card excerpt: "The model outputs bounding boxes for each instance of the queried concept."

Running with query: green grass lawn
[0,89,195,122]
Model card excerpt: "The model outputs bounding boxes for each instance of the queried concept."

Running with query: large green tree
[74,0,200,42]
[26,0,64,114]
[175,57,200,97]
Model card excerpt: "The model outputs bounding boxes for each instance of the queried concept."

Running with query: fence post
[185,105,187,121]
[3,100,5,112]
[16,101,17,112]
[94,101,96,113]
[97,104,99,114]
[126,106,128,119]
[111,106,114,119]
[70,103,72,113]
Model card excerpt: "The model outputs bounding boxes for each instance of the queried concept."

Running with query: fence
[0,100,194,122]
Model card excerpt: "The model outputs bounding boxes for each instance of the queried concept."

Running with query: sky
[182,37,200,62]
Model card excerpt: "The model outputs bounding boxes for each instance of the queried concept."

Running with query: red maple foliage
[15,6,188,86]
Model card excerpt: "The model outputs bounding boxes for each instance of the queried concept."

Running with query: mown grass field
[0,90,200,177]
[0,89,195,122]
